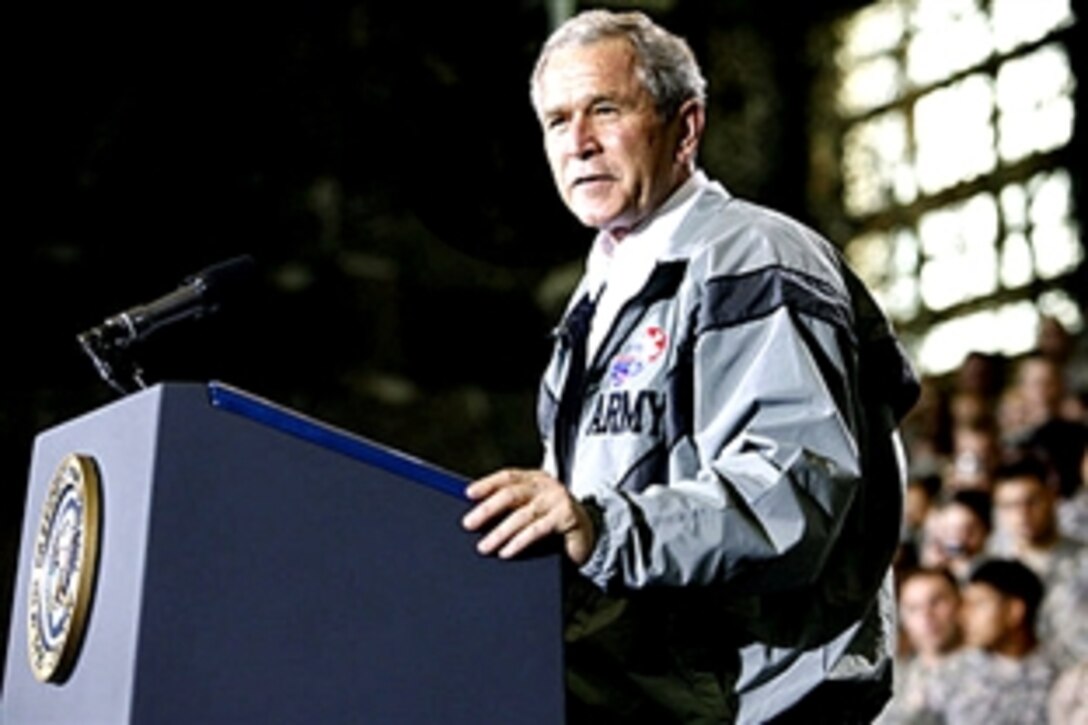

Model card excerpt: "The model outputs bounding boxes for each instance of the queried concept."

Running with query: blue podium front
[2,382,565,724]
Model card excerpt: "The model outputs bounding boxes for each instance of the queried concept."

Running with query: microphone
[78,254,257,353]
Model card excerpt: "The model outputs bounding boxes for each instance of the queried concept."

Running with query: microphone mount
[77,254,256,395]
[78,322,150,395]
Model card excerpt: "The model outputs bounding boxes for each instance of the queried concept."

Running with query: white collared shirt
[583,170,708,360]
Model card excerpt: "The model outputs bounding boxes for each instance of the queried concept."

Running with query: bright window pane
[846,227,921,322]
[915,301,1038,374]
[842,110,911,215]
[830,0,1079,377]
[996,45,1076,163]
[1000,182,1028,230]
[884,230,922,320]
[1037,288,1085,335]
[914,75,996,194]
[906,0,993,86]
[1028,169,1082,279]
[846,231,892,286]
[1000,232,1034,288]
[837,55,903,116]
[918,194,999,310]
[991,0,1075,54]
[1033,223,1082,279]
[838,0,907,61]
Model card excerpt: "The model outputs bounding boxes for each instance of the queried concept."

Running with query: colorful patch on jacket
[607,325,668,387]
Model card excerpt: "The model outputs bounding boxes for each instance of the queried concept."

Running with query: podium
[2,382,565,724]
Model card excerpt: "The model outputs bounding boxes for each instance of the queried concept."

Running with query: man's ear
[674,98,705,167]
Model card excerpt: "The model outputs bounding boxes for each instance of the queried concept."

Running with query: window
[812,0,1080,376]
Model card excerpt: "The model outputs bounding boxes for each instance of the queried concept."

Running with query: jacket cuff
[577,495,613,590]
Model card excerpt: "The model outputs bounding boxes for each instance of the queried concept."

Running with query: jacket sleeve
[578,261,904,597]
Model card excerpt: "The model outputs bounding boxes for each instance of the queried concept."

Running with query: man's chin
[571,207,629,234]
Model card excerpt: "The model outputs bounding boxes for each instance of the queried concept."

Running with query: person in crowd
[927,558,1059,724]
[944,417,1002,493]
[460,9,919,723]
[1008,351,1088,499]
[1036,315,1075,370]
[930,489,992,582]
[898,376,953,482]
[990,453,1085,575]
[1057,445,1088,541]
[875,566,966,724]
[897,471,942,572]
[956,351,1007,406]
[988,452,1088,669]
[1048,658,1088,725]
[944,352,1003,444]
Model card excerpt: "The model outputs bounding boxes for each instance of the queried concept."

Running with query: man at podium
[462,9,920,724]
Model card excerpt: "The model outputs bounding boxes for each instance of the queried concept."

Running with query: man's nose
[566,115,599,159]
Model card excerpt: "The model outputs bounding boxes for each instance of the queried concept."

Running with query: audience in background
[1057,446,1088,541]
[1050,305,1088,414]
[926,558,1058,724]
[898,472,942,571]
[881,316,1088,723]
[876,567,966,724]
[1008,352,1088,499]
[988,453,1088,669]
[929,489,992,582]
[1048,659,1088,725]
[945,417,1002,492]
[899,375,953,482]
[989,454,1082,575]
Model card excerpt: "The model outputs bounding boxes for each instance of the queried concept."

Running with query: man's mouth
[572,173,613,188]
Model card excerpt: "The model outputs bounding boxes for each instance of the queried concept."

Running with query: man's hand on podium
[462,468,597,566]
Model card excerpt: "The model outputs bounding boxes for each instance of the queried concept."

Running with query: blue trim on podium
[207,381,468,500]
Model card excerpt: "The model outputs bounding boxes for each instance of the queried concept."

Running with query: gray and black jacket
[538,174,919,723]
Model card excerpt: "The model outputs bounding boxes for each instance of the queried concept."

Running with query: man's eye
[593,104,619,116]
[546,116,568,130]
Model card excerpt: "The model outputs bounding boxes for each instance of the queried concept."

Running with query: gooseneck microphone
[77,254,257,394]
[79,254,257,350]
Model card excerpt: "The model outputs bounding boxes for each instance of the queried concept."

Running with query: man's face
[1017,358,1062,423]
[959,582,1013,650]
[939,503,989,558]
[899,574,961,656]
[949,427,997,490]
[994,476,1055,546]
[535,37,691,237]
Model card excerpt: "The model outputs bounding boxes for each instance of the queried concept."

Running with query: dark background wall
[3,0,909,682]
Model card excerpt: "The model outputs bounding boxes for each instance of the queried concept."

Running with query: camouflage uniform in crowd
[1035,544,1088,669]
[873,652,972,725]
[1058,488,1088,542]
[988,535,1088,669]
[924,647,1059,725]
